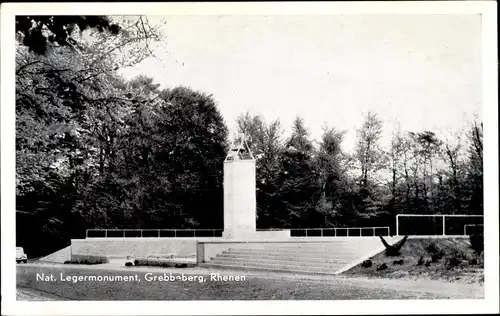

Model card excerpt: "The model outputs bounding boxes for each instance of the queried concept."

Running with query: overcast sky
[118,14,482,152]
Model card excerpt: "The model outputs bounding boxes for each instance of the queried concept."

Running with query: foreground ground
[17,262,483,300]
[345,237,484,284]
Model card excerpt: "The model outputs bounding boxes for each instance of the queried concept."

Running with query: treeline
[235,112,483,232]
[15,16,483,257]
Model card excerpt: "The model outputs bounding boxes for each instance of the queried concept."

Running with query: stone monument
[222,133,257,239]
[222,132,290,240]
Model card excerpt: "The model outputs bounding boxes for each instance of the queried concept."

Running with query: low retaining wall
[71,238,220,258]
[72,235,423,262]
[224,230,291,239]
[253,230,290,239]
[39,246,72,263]
[71,231,291,258]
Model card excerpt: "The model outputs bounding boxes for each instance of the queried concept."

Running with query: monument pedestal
[223,160,257,239]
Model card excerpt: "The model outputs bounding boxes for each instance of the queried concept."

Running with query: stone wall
[71,238,220,258]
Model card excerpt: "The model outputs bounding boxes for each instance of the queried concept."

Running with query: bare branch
[16,60,43,75]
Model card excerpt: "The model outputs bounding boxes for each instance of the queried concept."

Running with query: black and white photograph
[1,2,498,315]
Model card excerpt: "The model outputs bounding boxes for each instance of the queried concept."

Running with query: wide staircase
[201,237,401,275]
[38,246,71,263]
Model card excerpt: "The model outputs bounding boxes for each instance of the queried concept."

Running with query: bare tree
[441,130,466,213]
[355,111,384,187]
[388,125,404,203]
[466,119,483,214]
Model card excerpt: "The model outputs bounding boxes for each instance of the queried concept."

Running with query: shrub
[431,253,442,263]
[425,243,444,262]
[417,256,424,266]
[392,259,404,265]
[376,263,387,271]
[425,243,440,255]
[426,243,444,257]
[446,256,461,269]
[361,260,372,268]
[133,258,195,268]
[125,261,133,267]
[469,233,484,255]
[446,251,464,269]
[146,253,176,259]
[66,255,109,265]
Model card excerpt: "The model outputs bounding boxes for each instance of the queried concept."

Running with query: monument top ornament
[225,132,254,161]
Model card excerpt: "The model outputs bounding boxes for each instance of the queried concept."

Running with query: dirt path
[17,287,66,301]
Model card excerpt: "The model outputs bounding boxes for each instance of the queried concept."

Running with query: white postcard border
[1,2,498,315]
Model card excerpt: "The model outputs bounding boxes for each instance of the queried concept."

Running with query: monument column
[222,133,257,239]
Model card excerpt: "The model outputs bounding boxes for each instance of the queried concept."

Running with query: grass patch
[16,265,455,300]
[345,238,484,284]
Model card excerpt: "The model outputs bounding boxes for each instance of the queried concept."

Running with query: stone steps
[209,256,348,268]
[208,259,344,270]
[202,237,401,275]
[217,252,354,261]
[227,242,357,249]
[223,248,361,256]
[201,262,342,275]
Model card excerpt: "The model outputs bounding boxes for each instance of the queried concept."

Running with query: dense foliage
[15,16,227,256]
[15,16,483,257]
[16,16,121,55]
